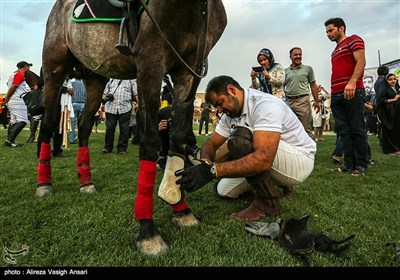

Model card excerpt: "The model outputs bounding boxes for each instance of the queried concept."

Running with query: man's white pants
[215,141,314,198]
[7,99,29,124]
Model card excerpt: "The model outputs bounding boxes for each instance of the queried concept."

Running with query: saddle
[72,0,149,55]
[245,214,356,267]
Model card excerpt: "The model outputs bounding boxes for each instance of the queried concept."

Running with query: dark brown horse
[37,0,226,255]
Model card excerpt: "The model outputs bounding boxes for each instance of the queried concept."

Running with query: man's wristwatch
[204,160,217,178]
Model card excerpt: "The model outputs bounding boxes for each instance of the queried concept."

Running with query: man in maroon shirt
[324,17,368,176]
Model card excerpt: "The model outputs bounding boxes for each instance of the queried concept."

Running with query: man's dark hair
[289,47,302,56]
[205,75,243,103]
[324,17,346,33]
[363,75,373,82]
[377,66,389,76]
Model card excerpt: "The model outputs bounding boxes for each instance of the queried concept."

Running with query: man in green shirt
[284,47,320,138]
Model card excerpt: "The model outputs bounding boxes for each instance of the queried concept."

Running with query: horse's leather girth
[158,155,185,205]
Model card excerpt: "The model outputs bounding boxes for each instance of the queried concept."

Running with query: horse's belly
[67,22,137,78]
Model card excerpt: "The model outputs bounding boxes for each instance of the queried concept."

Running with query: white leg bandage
[158,155,184,205]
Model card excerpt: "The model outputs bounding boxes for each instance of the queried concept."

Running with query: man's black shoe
[4,140,23,147]
[102,148,111,154]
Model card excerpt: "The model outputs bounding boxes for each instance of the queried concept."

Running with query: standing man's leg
[349,90,368,173]
[198,116,204,135]
[104,113,117,153]
[69,104,78,144]
[0,110,8,129]
[27,115,40,143]
[289,96,313,138]
[5,104,28,147]
[94,115,99,133]
[116,111,131,154]
[332,134,344,163]
[69,103,84,144]
[331,94,353,170]
[204,115,209,135]
[132,111,141,144]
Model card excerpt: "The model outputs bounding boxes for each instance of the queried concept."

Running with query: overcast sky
[1,0,399,93]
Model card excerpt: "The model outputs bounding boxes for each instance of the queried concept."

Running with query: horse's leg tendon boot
[158,155,184,205]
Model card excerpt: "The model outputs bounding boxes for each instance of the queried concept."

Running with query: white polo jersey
[7,71,30,102]
[216,88,316,158]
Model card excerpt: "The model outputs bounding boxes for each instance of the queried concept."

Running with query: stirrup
[116,17,133,55]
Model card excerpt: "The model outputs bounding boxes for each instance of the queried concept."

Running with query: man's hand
[313,99,321,114]
[175,160,217,192]
[364,101,373,111]
[158,119,168,132]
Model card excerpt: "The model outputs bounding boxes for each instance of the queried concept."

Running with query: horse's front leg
[134,76,169,256]
[36,115,55,197]
[157,76,200,227]
[76,77,108,194]
[165,98,200,227]
[36,80,64,197]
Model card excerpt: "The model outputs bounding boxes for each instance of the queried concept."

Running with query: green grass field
[0,125,399,267]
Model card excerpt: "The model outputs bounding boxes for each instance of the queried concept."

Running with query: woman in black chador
[375,73,400,155]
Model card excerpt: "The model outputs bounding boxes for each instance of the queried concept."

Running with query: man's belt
[286,94,309,100]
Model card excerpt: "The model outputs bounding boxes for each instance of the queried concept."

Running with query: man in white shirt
[102,79,137,155]
[176,75,316,221]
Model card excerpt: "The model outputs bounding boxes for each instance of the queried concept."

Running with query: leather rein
[138,0,209,78]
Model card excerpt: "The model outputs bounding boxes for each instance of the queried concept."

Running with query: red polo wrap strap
[171,195,188,212]
[77,146,92,186]
[134,160,156,220]
[38,142,52,185]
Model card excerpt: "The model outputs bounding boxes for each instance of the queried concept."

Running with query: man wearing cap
[4,61,32,147]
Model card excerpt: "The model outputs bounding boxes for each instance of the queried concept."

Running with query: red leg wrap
[37,143,52,185]
[171,197,188,212]
[134,160,156,220]
[77,146,92,186]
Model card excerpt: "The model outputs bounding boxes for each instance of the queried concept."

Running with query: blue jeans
[69,103,85,143]
[332,134,344,157]
[331,89,368,170]
[332,133,371,161]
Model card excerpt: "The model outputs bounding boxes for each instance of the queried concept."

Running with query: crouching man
[176,75,316,221]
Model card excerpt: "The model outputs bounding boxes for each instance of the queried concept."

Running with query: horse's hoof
[172,208,200,227]
[80,185,96,194]
[36,186,52,197]
[136,219,169,255]
[136,236,169,256]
